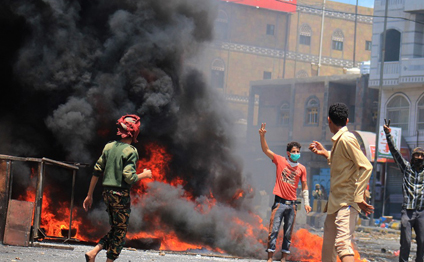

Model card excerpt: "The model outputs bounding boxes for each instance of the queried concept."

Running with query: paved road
[0,243,258,262]
[0,227,418,262]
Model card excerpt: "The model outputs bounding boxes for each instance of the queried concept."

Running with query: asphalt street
[0,227,417,262]
[1,243,256,262]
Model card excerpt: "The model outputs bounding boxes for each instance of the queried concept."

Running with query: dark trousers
[266,196,297,254]
[400,208,424,262]
[99,188,131,261]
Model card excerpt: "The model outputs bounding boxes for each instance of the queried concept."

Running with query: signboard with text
[377,126,401,159]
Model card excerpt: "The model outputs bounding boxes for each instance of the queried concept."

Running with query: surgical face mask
[290,153,301,162]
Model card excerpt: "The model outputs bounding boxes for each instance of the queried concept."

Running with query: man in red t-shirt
[259,123,311,262]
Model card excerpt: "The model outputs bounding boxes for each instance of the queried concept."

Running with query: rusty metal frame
[0,155,81,245]
[3,199,34,246]
[0,159,12,242]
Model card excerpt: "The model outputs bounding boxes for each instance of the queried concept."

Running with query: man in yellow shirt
[308,102,374,262]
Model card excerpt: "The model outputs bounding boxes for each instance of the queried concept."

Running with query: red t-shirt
[272,153,307,201]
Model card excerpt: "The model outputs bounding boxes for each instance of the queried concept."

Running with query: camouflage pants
[99,188,131,261]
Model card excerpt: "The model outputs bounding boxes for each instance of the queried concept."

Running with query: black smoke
[0,0,267,257]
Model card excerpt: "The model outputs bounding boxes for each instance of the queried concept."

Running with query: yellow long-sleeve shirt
[326,126,373,214]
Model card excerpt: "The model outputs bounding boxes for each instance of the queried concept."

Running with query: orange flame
[127,230,205,251]
[136,142,173,186]
[18,174,89,241]
[290,229,367,261]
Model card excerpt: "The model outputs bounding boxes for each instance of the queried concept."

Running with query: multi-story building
[193,0,374,119]
[369,0,424,218]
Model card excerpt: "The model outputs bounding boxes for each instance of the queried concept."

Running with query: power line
[274,0,424,25]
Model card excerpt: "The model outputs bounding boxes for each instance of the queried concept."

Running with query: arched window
[215,10,228,40]
[299,24,312,46]
[386,94,409,132]
[211,58,225,89]
[383,29,401,61]
[278,102,290,126]
[332,29,344,51]
[296,70,309,78]
[417,95,424,131]
[305,97,320,125]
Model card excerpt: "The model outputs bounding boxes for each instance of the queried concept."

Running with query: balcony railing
[376,61,400,75]
[369,58,424,87]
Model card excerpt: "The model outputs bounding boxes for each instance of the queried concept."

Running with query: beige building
[193,0,374,119]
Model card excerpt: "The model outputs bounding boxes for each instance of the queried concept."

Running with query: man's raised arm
[259,123,274,160]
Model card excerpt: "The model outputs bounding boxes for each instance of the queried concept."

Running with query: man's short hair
[287,141,301,152]
[328,102,349,127]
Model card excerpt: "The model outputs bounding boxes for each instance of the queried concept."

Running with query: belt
[275,196,296,205]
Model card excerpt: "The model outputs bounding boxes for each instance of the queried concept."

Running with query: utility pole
[371,0,389,224]
[353,0,358,67]
[317,0,326,76]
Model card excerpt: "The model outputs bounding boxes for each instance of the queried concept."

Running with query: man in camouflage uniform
[83,114,152,262]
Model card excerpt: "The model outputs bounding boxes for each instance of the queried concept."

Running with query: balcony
[404,1,424,12]
[399,57,424,85]
[369,58,424,87]
[376,0,405,10]
[377,61,400,75]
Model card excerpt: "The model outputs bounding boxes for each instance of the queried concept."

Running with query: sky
[332,0,375,8]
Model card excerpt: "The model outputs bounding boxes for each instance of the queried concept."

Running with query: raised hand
[309,141,326,156]
[259,123,267,136]
[383,119,391,134]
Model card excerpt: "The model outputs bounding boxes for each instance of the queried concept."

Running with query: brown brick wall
[195,0,373,118]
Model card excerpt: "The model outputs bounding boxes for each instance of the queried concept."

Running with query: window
[417,96,424,130]
[332,29,344,51]
[386,95,409,132]
[305,97,319,125]
[263,71,272,79]
[211,59,225,89]
[308,108,318,124]
[266,24,275,35]
[383,29,401,61]
[300,35,311,45]
[365,40,372,51]
[278,103,290,126]
[215,10,228,40]
[332,40,343,51]
[299,24,312,46]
